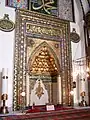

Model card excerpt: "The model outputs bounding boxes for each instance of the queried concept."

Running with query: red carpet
[1,107,90,120]
[26,105,72,113]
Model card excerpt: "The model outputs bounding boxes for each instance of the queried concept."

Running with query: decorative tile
[6,0,28,9]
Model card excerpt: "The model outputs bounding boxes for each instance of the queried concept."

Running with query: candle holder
[70,91,74,107]
[0,94,9,114]
[21,92,25,113]
[80,91,87,107]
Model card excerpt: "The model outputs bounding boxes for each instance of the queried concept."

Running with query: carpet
[25,105,73,113]
[1,108,90,120]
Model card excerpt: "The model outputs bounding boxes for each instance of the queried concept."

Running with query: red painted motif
[17,0,20,2]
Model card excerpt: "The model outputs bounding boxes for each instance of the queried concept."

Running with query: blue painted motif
[6,0,28,9]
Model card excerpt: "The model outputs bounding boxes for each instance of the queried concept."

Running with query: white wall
[0,0,15,108]
[70,0,89,106]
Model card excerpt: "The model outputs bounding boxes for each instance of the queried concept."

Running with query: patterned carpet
[1,107,90,120]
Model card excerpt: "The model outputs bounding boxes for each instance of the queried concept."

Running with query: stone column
[57,75,62,104]
[0,68,9,114]
[1,68,8,106]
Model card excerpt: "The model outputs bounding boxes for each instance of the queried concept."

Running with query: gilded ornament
[26,23,61,37]
[35,81,44,99]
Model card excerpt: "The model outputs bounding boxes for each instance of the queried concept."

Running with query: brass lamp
[0,94,9,114]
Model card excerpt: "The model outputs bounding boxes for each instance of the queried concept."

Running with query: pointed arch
[28,41,60,75]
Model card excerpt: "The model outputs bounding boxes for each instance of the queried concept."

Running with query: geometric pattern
[28,41,59,75]
[13,8,72,110]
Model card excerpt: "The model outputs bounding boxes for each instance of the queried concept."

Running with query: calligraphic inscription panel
[30,0,57,16]
[13,9,72,110]
[26,22,63,41]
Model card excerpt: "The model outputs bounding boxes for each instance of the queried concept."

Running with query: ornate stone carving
[13,9,72,110]
[28,41,58,75]
[35,81,44,99]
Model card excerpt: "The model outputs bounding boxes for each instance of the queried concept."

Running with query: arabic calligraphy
[32,0,57,14]
[0,14,15,32]
[26,23,62,38]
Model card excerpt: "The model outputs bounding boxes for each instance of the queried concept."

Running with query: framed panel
[29,0,57,16]
[6,0,28,9]
[13,9,72,110]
